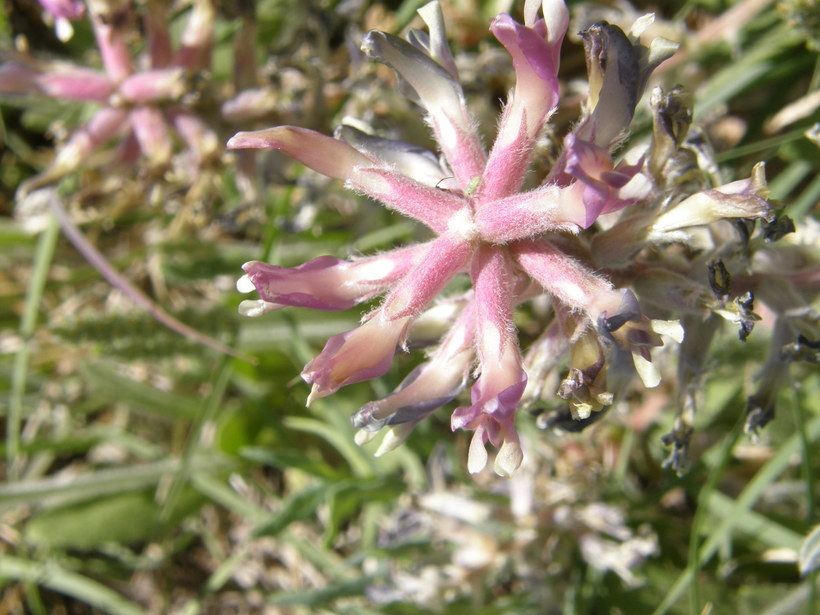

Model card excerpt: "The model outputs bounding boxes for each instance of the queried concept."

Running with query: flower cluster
[2,0,219,196]
[231,0,815,476]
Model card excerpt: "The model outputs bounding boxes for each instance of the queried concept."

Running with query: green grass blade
[0,556,147,615]
[7,213,59,479]
[0,456,229,511]
[655,413,820,614]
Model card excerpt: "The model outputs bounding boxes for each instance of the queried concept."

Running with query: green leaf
[81,361,199,420]
[798,525,820,576]
[266,576,372,607]
[251,483,329,538]
[24,489,203,550]
[706,491,803,551]
[239,446,342,480]
[0,456,229,511]
[0,556,147,615]
[325,478,405,546]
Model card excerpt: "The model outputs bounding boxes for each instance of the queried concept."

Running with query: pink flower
[3,0,218,195]
[230,0,776,475]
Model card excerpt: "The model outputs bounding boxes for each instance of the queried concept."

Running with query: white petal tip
[354,429,377,446]
[467,435,489,475]
[238,299,281,318]
[55,18,74,42]
[633,351,661,388]
[494,442,523,478]
[236,274,255,293]
[651,319,685,343]
[375,423,416,457]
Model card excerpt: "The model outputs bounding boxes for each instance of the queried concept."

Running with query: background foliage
[0,0,817,613]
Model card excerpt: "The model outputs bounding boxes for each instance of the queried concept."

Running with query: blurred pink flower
[2,0,218,195]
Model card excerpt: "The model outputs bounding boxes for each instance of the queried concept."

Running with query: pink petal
[451,247,526,476]
[221,88,278,123]
[173,0,215,72]
[512,238,614,314]
[53,106,129,170]
[168,109,220,163]
[90,5,134,82]
[381,233,472,319]
[351,167,467,233]
[481,14,560,198]
[0,61,37,95]
[38,0,84,19]
[227,126,373,181]
[129,106,172,165]
[473,184,579,243]
[524,0,569,58]
[302,315,413,402]
[144,7,173,69]
[0,63,112,102]
[118,68,187,104]
[351,300,476,430]
[239,245,423,311]
[38,67,113,101]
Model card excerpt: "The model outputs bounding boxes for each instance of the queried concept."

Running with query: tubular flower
[231,0,797,476]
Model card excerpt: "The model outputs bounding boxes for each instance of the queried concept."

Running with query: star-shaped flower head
[230,0,774,476]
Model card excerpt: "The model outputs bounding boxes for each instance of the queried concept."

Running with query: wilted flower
[230,0,813,476]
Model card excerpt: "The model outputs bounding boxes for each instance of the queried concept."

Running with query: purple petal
[576,22,638,147]
[575,21,678,148]
[563,134,647,227]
